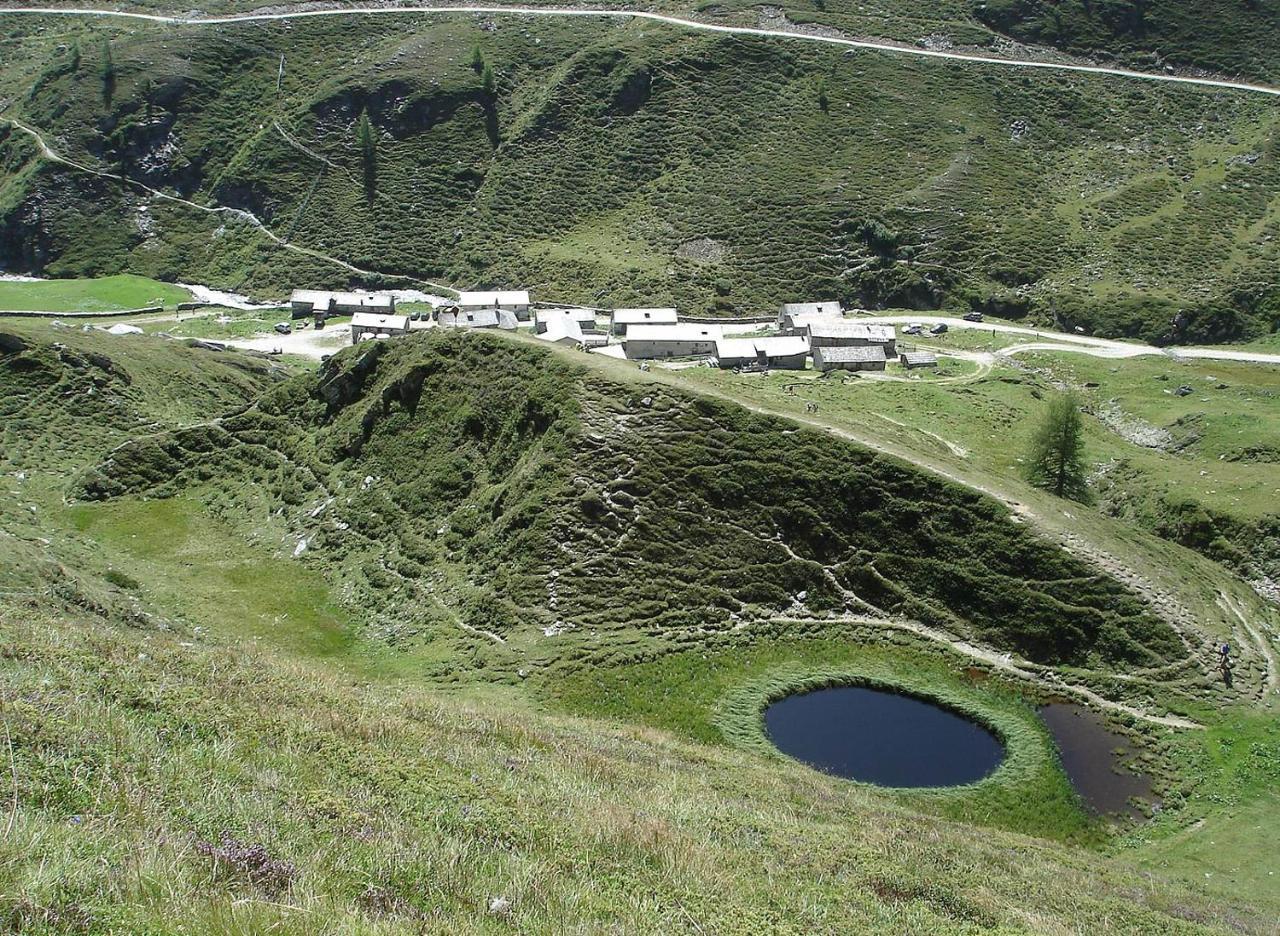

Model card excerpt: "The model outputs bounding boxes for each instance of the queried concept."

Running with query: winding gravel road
[1,4,1279,97]
[858,314,1280,366]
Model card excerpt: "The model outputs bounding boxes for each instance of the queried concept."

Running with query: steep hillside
[74,330,1182,673]
[2,12,1280,342]
[15,1,1280,84]
[972,0,1280,83]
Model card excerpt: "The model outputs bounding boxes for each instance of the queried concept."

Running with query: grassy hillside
[73,329,1182,673]
[15,0,1280,83]
[6,596,1262,935]
[972,0,1280,83]
[3,322,1279,930]
[2,13,1280,342]
[0,273,190,311]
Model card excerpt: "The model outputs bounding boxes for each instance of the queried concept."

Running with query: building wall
[768,352,809,370]
[815,358,885,372]
[625,339,716,358]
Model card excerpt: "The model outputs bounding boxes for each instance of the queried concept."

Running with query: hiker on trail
[1218,643,1233,687]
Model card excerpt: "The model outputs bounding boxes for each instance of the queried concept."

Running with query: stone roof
[813,345,886,363]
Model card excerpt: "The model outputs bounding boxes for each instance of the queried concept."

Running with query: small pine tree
[69,41,81,71]
[356,110,376,202]
[481,63,496,98]
[98,38,115,105]
[817,77,829,113]
[470,43,485,73]
[1025,392,1091,502]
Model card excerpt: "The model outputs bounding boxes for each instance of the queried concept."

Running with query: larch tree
[1025,392,1091,502]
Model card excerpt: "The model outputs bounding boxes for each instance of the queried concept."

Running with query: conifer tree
[1025,392,1091,502]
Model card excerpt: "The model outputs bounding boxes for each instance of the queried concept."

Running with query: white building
[438,308,519,330]
[779,301,841,330]
[537,314,585,347]
[457,290,531,321]
[714,336,810,370]
[610,307,678,336]
[535,307,598,334]
[623,323,720,359]
[350,312,410,342]
[292,289,395,318]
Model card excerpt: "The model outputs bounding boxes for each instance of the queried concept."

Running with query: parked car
[274,322,292,335]
[902,323,924,335]
[929,323,949,335]
[963,312,984,322]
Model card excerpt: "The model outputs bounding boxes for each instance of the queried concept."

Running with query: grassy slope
[6,598,1262,935]
[0,273,191,311]
[673,336,1280,580]
[1,14,1279,342]
[73,329,1185,674]
[2,323,1279,928]
[971,0,1280,82]
[14,0,1280,83]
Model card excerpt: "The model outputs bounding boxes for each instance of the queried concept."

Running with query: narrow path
[2,5,1278,98]
[777,612,1203,729]
[3,117,378,278]
[1219,591,1279,698]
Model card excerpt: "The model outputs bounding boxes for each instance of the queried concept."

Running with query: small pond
[1038,703,1157,819]
[764,686,1005,787]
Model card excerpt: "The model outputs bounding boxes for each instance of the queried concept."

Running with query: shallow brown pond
[1039,703,1157,819]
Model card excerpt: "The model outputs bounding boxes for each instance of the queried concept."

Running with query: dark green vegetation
[680,342,1280,601]
[76,330,1179,671]
[2,11,1280,342]
[973,0,1280,83]
[1025,391,1090,502]
[2,322,1278,931]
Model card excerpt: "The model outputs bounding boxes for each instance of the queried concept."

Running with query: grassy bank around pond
[0,274,192,312]
[546,637,1106,844]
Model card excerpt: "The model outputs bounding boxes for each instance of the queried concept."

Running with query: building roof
[295,290,394,311]
[290,289,332,307]
[350,312,409,330]
[457,289,530,307]
[536,307,598,325]
[781,301,841,317]
[624,323,720,343]
[440,309,500,328]
[537,315,584,345]
[807,321,895,342]
[611,308,678,326]
[900,351,939,365]
[715,336,811,360]
[813,345,886,364]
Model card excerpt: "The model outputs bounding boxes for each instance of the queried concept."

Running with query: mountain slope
[2,12,1280,342]
[74,330,1183,673]
[2,322,1277,932]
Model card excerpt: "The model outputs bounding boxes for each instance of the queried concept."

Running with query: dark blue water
[764,686,1004,787]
